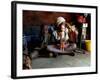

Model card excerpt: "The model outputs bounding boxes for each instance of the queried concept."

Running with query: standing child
[56,17,69,51]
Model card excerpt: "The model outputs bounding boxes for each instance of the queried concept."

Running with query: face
[71,25,76,31]
[61,24,65,32]
[44,25,48,34]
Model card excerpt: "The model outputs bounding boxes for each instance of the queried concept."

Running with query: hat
[56,17,66,26]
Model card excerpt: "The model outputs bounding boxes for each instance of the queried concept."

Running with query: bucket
[85,40,91,52]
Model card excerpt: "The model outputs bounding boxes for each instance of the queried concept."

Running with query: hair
[23,54,32,69]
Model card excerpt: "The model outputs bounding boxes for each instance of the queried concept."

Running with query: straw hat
[56,17,66,26]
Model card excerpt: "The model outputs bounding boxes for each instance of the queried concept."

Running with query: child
[23,54,32,69]
[68,24,78,43]
[41,24,50,48]
[59,24,66,51]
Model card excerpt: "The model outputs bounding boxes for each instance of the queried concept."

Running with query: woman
[52,17,69,51]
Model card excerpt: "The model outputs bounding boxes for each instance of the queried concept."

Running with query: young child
[41,25,50,48]
[59,24,66,51]
[23,54,32,69]
[68,24,78,43]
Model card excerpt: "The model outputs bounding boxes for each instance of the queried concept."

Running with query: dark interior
[23,10,91,53]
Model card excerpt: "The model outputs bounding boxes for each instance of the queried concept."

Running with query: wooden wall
[23,10,91,39]
[23,10,75,26]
